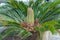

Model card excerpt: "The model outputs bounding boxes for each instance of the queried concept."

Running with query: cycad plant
[0,0,60,40]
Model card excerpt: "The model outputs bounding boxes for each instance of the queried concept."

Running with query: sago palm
[0,0,60,40]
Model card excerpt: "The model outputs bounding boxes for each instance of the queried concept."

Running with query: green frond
[35,0,60,23]
[35,20,58,33]
[0,4,26,23]
[40,0,60,19]
[0,26,32,40]
[7,0,28,13]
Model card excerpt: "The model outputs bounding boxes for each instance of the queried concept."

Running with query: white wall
[43,31,60,40]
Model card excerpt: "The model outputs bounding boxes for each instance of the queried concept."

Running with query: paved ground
[0,27,7,33]
[0,0,5,3]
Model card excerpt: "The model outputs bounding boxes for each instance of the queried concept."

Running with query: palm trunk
[26,32,39,40]
[26,31,44,40]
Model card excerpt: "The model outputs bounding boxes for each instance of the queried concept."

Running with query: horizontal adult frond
[0,4,26,23]
[0,26,32,40]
